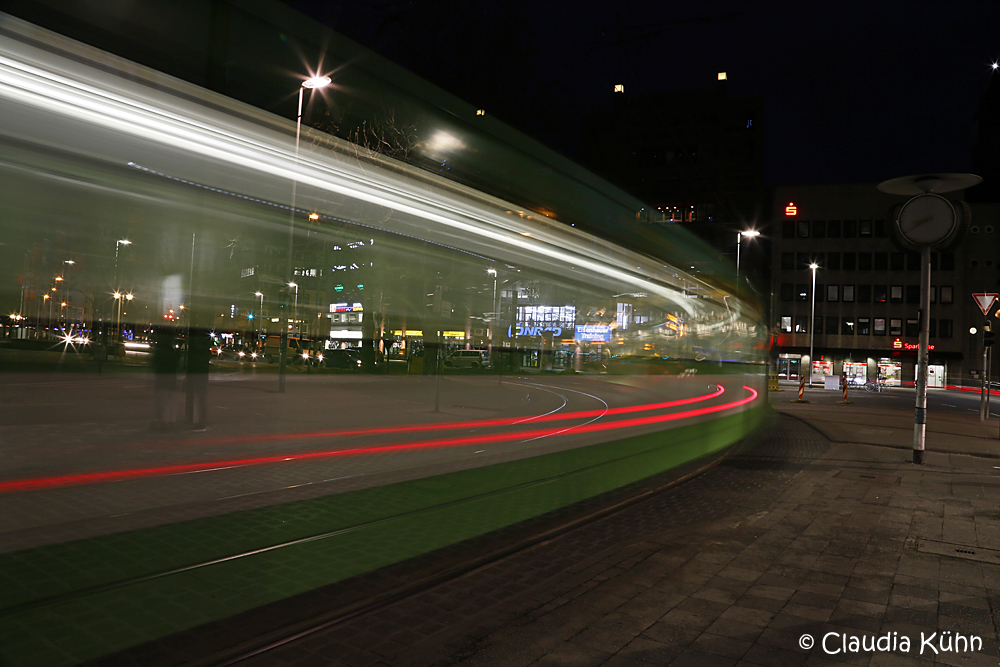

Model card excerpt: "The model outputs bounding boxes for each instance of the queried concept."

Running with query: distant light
[302,75,332,89]
[119,239,131,245]
[740,230,760,238]
[308,212,320,221]
[614,84,624,93]
[54,276,63,281]
[288,282,297,288]
[476,109,486,116]
[971,327,979,335]
[993,62,999,70]
[254,291,263,297]
[718,72,727,81]
[809,263,819,270]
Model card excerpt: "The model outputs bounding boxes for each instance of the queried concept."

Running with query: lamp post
[736,229,760,300]
[255,291,264,343]
[809,262,819,387]
[487,268,497,358]
[289,282,299,337]
[280,74,332,393]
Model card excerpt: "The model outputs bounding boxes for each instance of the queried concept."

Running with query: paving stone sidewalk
[229,405,1000,667]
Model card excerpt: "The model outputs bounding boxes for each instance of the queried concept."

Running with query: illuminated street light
[281,73,331,393]
[735,229,760,297]
[288,282,299,337]
[809,263,819,387]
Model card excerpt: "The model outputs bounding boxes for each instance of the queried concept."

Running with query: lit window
[476,109,485,116]
[614,84,624,93]
[718,72,727,81]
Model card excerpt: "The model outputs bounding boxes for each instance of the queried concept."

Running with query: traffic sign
[973,293,998,316]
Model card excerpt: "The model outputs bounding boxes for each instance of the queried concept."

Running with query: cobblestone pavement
[219,410,1000,667]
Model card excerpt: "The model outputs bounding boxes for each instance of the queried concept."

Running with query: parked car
[322,348,362,370]
[443,349,489,369]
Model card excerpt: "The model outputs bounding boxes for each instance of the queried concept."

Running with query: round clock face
[896,194,956,246]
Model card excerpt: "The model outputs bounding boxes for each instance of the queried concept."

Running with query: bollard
[791,375,810,403]
[837,375,853,404]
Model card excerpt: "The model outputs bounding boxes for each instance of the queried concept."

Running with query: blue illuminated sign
[574,324,611,342]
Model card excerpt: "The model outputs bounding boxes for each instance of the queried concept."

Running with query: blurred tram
[0,10,766,667]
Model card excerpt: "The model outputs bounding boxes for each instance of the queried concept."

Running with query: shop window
[858,252,872,270]
[844,220,857,238]
[797,220,810,238]
[813,220,826,238]
[842,252,856,270]
[827,253,841,270]
[890,253,904,271]
[780,283,794,302]
[859,317,871,335]
[826,317,839,335]
[828,220,842,238]
[843,285,855,302]
[842,319,855,335]
[826,284,839,302]
[857,284,870,303]
[874,252,888,270]
[875,285,887,303]
[890,286,903,303]
[795,316,809,333]
[940,319,953,338]
[859,220,872,237]
[906,285,920,304]
[905,319,919,337]
[890,319,902,336]
[780,316,792,333]
[796,284,809,301]
[940,286,953,303]
[874,318,886,335]
[781,252,794,270]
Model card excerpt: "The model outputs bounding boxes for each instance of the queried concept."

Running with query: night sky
[285,0,998,187]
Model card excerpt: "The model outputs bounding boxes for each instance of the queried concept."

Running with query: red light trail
[0,386,758,495]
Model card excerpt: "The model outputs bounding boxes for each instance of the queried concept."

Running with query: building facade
[770,184,1000,388]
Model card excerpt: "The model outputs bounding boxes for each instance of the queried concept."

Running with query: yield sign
[973,293,999,316]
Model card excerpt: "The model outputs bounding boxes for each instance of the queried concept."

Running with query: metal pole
[982,339,988,422]
[279,87,305,393]
[913,246,931,464]
[809,265,817,387]
[988,345,992,417]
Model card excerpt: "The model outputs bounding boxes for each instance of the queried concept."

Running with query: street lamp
[288,282,299,337]
[809,262,819,387]
[280,74,332,393]
[736,229,760,300]
[487,268,498,357]
[735,230,760,277]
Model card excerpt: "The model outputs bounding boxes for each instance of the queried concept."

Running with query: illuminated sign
[893,338,934,351]
[508,324,565,338]
[330,302,364,313]
[575,324,612,342]
[785,202,798,216]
